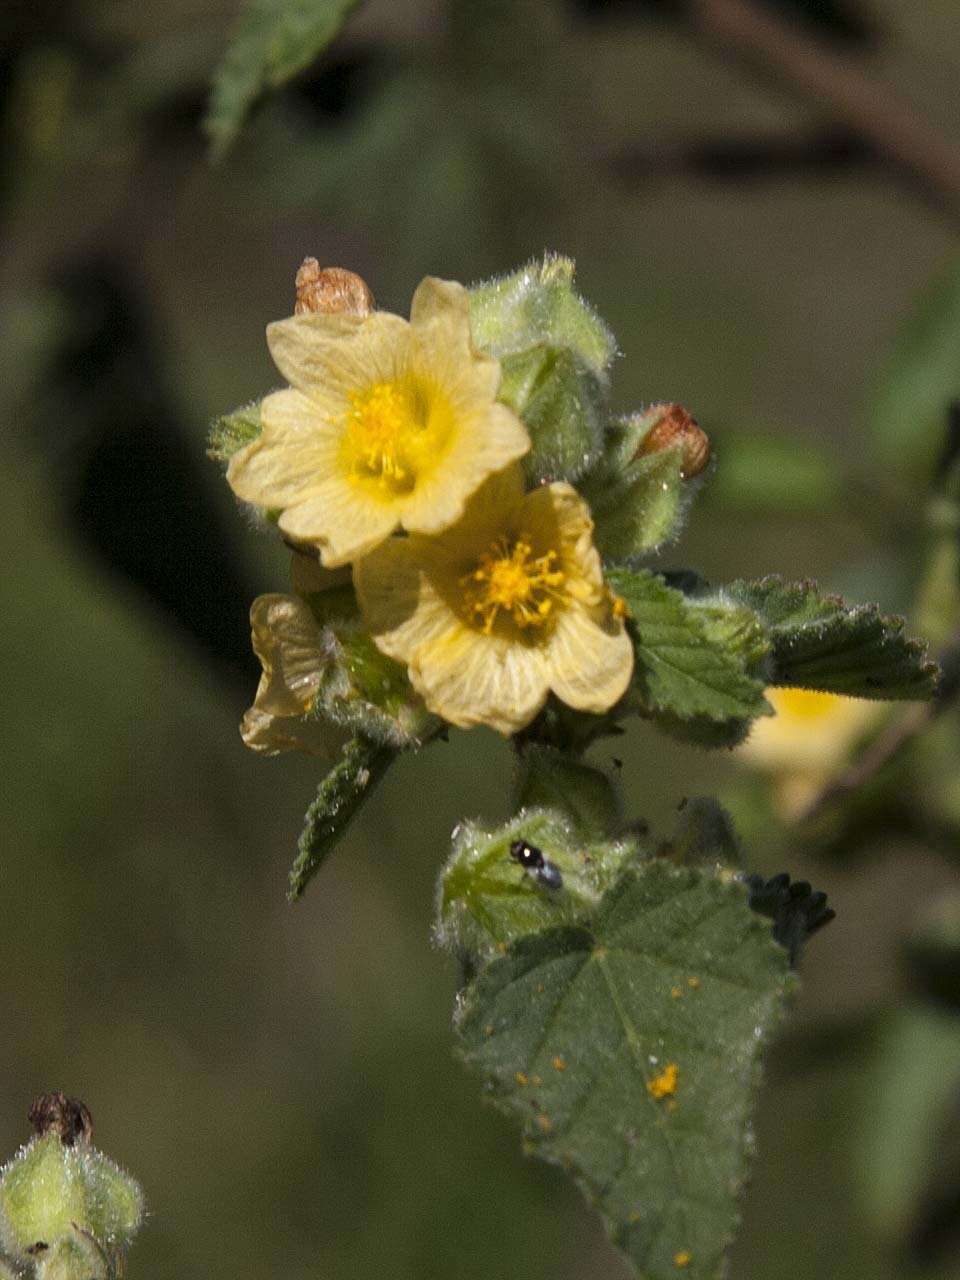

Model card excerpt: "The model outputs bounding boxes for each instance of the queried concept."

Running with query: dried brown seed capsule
[638,403,711,479]
[294,259,374,317]
[28,1093,93,1147]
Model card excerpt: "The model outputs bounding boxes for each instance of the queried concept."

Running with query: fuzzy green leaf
[205,0,362,159]
[607,568,771,722]
[207,400,262,463]
[289,735,395,900]
[456,860,792,1280]
[724,576,939,699]
[498,344,604,483]
[469,254,616,378]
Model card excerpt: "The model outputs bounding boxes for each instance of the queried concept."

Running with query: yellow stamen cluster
[461,535,567,635]
[346,381,421,490]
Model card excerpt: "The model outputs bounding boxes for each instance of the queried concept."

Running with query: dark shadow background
[1,1,959,1276]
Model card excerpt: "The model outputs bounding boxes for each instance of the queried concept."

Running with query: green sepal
[0,1134,143,1262]
[436,807,642,965]
[513,745,622,842]
[289,735,396,901]
[455,859,793,1280]
[34,1229,109,1280]
[606,567,771,723]
[498,344,604,484]
[315,623,440,749]
[469,254,616,379]
[299,587,440,749]
[207,399,261,463]
[724,576,940,699]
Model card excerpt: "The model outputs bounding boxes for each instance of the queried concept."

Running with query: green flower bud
[0,1097,143,1266]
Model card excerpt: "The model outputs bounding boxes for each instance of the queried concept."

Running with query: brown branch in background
[689,0,960,220]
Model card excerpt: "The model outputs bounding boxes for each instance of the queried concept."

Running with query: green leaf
[607,568,771,723]
[469,254,617,379]
[207,400,262,463]
[205,0,363,159]
[456,860,792,1280]
[708,430,842,512]
[869,253,960,484]
[289,735,395,900]
[437,808,641,965]
[513,746,622,843]
[724,576,939,699]
[498,344,604,484]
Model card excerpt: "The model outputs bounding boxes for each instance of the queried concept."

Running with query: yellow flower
[354,467,634,735]
[737,686,885,814]
[227,277,530,567]
[240,593,334,756]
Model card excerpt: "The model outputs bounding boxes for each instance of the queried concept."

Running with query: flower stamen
[346,381,422,491]
[461,535,568,635]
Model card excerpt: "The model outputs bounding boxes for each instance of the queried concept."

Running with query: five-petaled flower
[227,277,530,567]
[354,466,634,735]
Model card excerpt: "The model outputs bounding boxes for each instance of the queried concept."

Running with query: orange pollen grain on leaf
[346,381,421,488]
[687,976,701,990]
[673,1250,692,1268]
[647,1062,679,1100]
[460,535,568,635]
[515,1072,529,1087]
[536,1114,553,1133]
[670,986,683,999]
[611,592,630,620]
[552,1055,567,1072]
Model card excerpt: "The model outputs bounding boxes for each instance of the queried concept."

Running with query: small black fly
[509,839,563,891]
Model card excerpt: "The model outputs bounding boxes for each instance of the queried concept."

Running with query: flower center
[345,380,427,492]
[461,535,567,635]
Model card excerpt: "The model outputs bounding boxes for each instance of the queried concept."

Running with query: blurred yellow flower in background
[737,686,885,815]
[227,277,529,567]
[354,466,633,735]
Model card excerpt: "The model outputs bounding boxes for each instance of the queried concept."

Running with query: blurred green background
[2,0,960,1276]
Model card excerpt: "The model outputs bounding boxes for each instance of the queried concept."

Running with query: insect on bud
[294,259,375,317]
[637,403,711,479]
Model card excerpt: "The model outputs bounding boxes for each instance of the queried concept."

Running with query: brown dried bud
[638,403,711,479]
[294,259,374,317]
[28,1093,93,1147]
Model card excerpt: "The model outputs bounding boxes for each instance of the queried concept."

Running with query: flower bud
[0,1096,143,1265]
[34,1228,109,1280]
[638,403,711,479]
[294,259,374,316]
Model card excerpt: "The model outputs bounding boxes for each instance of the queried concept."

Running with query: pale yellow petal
[266,311,409,398]
[409,277,472,330]
[401,404,529,535]
[240,706,335,757]
[278,480,400,567]
[227,388,342,508]
[545,605,634,714]
[408,629,548,735]
[249,593,330,715]
[522,482,605,604]
[353,539,457,662]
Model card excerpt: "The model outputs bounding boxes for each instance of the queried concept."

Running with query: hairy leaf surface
[457,861,792,1280]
